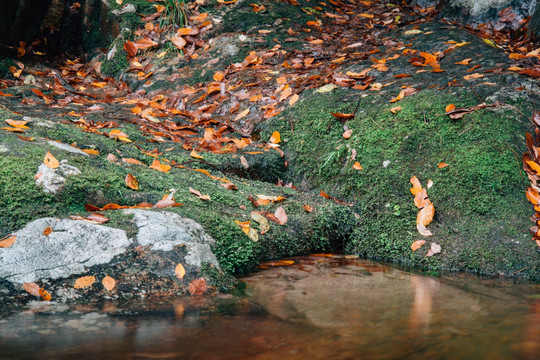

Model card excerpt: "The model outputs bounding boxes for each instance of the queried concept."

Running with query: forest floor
[0,0,539,305]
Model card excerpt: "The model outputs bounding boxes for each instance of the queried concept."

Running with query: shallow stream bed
[1,256,538,360]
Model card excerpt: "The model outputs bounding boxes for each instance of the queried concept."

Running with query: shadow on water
[1,256,539,360]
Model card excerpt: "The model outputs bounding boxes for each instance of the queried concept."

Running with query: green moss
[101,44,129,77]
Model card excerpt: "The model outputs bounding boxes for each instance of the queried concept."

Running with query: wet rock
[35,160,81,194]
[0,218,131,284]
[124,209,219,267]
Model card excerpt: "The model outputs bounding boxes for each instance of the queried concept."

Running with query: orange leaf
[309,39,323,45]
[5,119,29,129]
[102,276,116,291]
[463,73,483,80]
[74,276,96,289]
[410,176,422,195]
[213,71,225,82]
[175,263,186,279]
[303,204,313,212]
[342,129,352,139]
[235,108,249,121]
[417,202,434,227]
[43,226,53,236]
[82,149,99,155]
[122,157,144,166]
[526,187,540,205]
[455,58,472,65]
[437,162,449,169]
[390,106,402,114]
[125,173,139,190]
[189,187,211,201]
[353,161,363,170]
[445,104,456,113]
[170,35,186,50]
[0,234,16,248]
[23,282,41,296]
[331,112,355,121]
[188,278,207,296]
[268,131,281,144]
[190,150,204,159]
[414,188,430,209]
[411,240,426,251]
[150,159,171,173]
[44,151,59,169]
[417,224,433,236]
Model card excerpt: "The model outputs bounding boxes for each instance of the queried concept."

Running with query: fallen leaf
[303,204,313,212]
[445,104,456,112]
[269,131,281,144]
[175,263,186,279]
[417,224,433,236]
[426,242,441,257]
[190,150,204,159]
[331,112,355,121]
[251,211,270,234]
[23,282,41,296]
[455,58,472,65]
[189,187,211,201]
[342,129,353,139]
[437,162,449,169]
[274,206,288,225]
[5,119,29,129]
[188,278,207,296]
[240,155,249,169]
[289,94,299,106]
[39,288,52,301]
[221,182,238,190]
[353,161,363,170]
[44,151,59,169]
[414,188,430,208]
[170,34,186,50]
[102,276,116,291]
[417,202,434,227]
[390,106,402,114]
[463,73,483,80]
[235,108,250,121]
[74,275,96,289]
[149,159,171,173]
[411,240,426,251]
[0,234,16,248]
[43,226,53,236]
[125,173,139,190]
[410,176,422,195]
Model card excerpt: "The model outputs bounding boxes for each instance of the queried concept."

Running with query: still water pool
[1,255,538,360]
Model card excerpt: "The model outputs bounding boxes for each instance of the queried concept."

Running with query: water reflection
[0,256,538,360]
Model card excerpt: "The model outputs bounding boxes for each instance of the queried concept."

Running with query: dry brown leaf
[190,150,204,159]
[463,73,483,80]
[417,202,435,227]
[43,226,53,236]
[445,104,456,112]
[188,278,207,296]
[303,204,313,212]
[417,224,433,236]
[44,151,59,169]
[125,173,139,190]
[170,34,186,50]
[390,106,402,114]
[149,159,171,173]
[342,129,353,139]
[23,282,41,296]
[240,155,249,169]
[411,240,426,251]
[274,206,288,225]
[414,188,430,208]
[410,176,422,195]
[221,182,238,190]
[289,94,299,106]
[102,276,116,291]
[74,275,96,289]
[235,108,249,121]
[189,187,211,201]
[0,234,16,248]
[437,162,449,169]
[175,263,186,279]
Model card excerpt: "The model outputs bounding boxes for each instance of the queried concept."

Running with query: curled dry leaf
[342,129,353,139]
[417,224,433,236]
[190,150,204,159]
[188,278,207,296]
[331,112,355,121]
[221,182,238,190]
[0,234,16,248]
[175,263,186,279]
[102,276,116,291]
[189,187,211,201]
[390,106,402,114]
[149,159,171,173]
[44,151,59,169]
[417,202,435,227]
[410,176,422,195]
[411,240,426,251]
[414,188,430,208]
[125,173,139,190]
[303,204,313,212]
[274,206,288,225]
[74,275,96,289]
[43,226,53,236]
[426,242,442,257]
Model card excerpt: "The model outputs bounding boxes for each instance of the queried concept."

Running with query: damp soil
[1,256,538,360]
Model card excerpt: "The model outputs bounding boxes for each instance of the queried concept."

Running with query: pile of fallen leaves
[522,113,540,247]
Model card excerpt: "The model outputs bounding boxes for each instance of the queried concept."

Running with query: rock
[124,209,219,267]
[112,4,136,16]
[0,144,9,153]
[0,218,131,284]
[35,161,81,194]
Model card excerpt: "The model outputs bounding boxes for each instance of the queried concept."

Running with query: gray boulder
[0,218,131,284]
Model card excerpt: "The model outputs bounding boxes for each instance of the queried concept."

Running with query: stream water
[0,255,538,360]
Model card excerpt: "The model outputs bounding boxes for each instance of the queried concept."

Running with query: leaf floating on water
[0,234,16,248]
[188,278,207,296]
[411,240,426,251]
[125,173,139,190]
[43,226,53,236]
[74,276,96,289]
[175,263,186,279]
[102,276,116,291]
[44,151,59,169]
